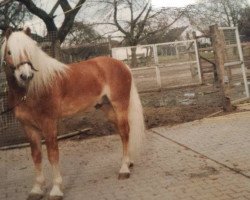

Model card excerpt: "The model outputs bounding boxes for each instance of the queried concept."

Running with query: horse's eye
[7,51,11,55]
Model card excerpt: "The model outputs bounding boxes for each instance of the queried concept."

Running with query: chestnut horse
[1,28,145,200]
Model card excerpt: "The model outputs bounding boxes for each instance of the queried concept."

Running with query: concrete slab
[153,111,250,177]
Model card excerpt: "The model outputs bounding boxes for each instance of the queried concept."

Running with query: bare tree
[144,26,188,44]
[63,21,103,46]
[186,0,248,33]
[95,0,183,67]
[0,0,30,31]
[238,6,250,39]
[13,0,87,44]
[113,1,183,45]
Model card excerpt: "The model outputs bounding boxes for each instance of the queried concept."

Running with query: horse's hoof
[118,173,130,180]
[27,193,44,200]
[48,196,63,200]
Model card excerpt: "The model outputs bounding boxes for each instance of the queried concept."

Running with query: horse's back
[69,56,132,95]
[71,56,131,80]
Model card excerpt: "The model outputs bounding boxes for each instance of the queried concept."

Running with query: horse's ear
[24,27,31,37]
[5,27,13,39]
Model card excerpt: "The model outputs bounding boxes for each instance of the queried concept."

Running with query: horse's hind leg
[110,101,132,179]
[23,125,45,200]
[97,98,132,175]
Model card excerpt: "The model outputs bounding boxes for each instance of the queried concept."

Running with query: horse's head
[1,27,37,88]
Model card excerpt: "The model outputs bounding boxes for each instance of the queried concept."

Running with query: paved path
[1,111,250,200]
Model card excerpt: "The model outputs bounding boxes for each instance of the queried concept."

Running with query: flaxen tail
[128,79,145,160]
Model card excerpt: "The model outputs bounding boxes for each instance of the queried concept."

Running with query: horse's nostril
[29,73,34,80]
[20,74,28,81]
[20,74,33,81]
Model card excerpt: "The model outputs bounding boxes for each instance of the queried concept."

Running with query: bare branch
[0,0,12,7]
[49,0,61,17]
[113,0,129,37]
[139,10,184,42]
[16,0,57,31]
[58,0,87,43]
[59,0,72,12]
[185,0,248,31]
[135,4,152,41]
[133,1,149,24]
[15,0,87,44]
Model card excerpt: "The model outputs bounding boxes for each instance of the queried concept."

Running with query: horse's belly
[60,96,99,117]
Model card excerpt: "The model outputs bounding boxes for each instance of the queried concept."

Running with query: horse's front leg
[43,120,63,200]
[23,125,45,200]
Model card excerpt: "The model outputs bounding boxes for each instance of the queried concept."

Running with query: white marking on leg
[119,163,130,174]
[30,183,44,195]
[119,156,130,174]
[50,185,64,197]
[49,165,63,197]
[30,167,45,195]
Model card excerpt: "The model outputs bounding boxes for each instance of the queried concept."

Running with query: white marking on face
[14,63,34,87]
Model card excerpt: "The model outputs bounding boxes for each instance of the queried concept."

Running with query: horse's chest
[14,102,56,124]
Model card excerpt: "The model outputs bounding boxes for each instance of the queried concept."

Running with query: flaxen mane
[2,32,68,94]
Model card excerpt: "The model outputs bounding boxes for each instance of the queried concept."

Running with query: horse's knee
[47,150,59,164]
[24,126,42,164]
[45,138,59,164]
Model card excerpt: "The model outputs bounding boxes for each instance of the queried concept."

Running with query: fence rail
[112,40,202,92]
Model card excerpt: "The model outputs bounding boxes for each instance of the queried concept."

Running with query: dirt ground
[0,84,228,147]
[60,84,223,140]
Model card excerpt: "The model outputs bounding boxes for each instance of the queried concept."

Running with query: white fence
[112,40,202,92]
[220,27,249,101]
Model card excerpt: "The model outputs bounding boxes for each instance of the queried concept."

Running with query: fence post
[192,32,203,84]
[220,29,233,86]
[153,44,161,89]
[194,40,202,84]
[235,27,250,98]
[175,43,180,59]
[210,24,233,112]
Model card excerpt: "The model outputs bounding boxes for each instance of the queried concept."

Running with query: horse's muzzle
[20,73,34,81]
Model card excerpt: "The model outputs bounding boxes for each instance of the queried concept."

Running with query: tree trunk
[131,48,138,68]
[53,39,62,61]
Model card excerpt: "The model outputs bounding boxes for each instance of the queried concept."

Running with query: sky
[27,0,250,36]
[151,0,197,8]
